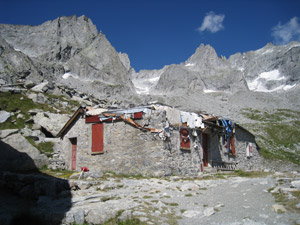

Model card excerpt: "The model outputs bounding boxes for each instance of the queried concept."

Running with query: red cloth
[81,167,88,172]
[230,137,236,155]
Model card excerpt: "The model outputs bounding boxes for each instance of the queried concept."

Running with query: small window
[180,128,190,150]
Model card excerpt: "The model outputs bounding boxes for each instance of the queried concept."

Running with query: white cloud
[197,11,225,33]
[272,17,300,45]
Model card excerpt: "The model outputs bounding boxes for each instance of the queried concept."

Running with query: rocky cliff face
[0,15,137,104]
[1,15,299,110]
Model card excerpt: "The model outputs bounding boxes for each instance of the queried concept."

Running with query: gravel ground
[2,171,299,225]
[58,171,300,225]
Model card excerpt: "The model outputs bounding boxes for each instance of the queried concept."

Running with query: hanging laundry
[221,119,234,139]
[192,129,198,137]
[164,120,171,138]
[246,143,253,157]
[180,111,205,129]
[224,137,230,154]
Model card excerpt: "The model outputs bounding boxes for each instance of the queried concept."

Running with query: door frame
[70,138,77,170]
[202,133,208,167]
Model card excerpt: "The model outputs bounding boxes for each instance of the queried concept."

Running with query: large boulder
[0,133,48,170]
[0,111,11,123]
[33,112,70,137]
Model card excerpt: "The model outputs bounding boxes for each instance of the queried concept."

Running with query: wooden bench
[210,160,238,171]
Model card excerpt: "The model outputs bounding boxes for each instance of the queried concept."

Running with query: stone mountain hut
[56,104,260,176]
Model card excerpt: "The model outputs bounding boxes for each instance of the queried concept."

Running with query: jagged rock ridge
[0,15,137,104]
[133,42,300,96]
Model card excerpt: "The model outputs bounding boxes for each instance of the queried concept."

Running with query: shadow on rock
[0,140,72,225]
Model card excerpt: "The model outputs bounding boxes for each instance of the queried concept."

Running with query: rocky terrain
[0,15,300,224]
[1,170,300,225]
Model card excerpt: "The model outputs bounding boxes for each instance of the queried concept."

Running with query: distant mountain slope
[132,42,300,96]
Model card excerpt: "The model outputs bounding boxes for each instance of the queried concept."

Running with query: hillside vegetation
[241,108,300,165]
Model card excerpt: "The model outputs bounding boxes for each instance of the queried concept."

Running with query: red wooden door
[92,123,104,153]
[70,138,77,170]
[202,133,208,166]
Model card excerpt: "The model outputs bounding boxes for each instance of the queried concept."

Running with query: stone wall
[216,126,262,170]
[59,111,167,176]
[163,128,204,176]
[234,126,262,170]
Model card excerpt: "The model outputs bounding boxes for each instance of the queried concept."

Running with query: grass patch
[102,172,147,180]
[25,137,54,157]
[233,170,270,178]
[44,92,81,114]
[169,203,179,206]
[272,190,300,213]
[241,108,300,165]
[185,193,193,197]
[0,92,78,130]
[142,196,152,199]
[103,216,146,225]
[39,167,74,178]
[151,200,159,203]
[0,91,85,130]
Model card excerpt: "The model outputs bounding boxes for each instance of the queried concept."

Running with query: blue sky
[1,0,300,71]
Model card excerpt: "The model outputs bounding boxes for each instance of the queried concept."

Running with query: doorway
[202,133,208,166]
[70,138,77,170]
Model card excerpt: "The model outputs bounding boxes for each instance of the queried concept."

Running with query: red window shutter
[92,123,104,153]
[180,128,190,150]
[86,116,101,123]
[134,112,143,119]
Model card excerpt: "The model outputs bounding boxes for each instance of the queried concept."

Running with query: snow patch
[261,49,274,55]
[283,84,296,91]
[62,73,72,79]
[259,70,283,80]
[62,72,80,80]
[132,76,161,95]
[288,43,300,51]
[247,69,296,92]
[203,89,217,93]
[148,77,160,82]
[185,63,195,67]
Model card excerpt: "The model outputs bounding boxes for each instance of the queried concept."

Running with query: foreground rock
[33,112,70,137]
[0,133,48,170]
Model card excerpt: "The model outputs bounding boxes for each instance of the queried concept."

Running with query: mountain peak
[184,43,225,70]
